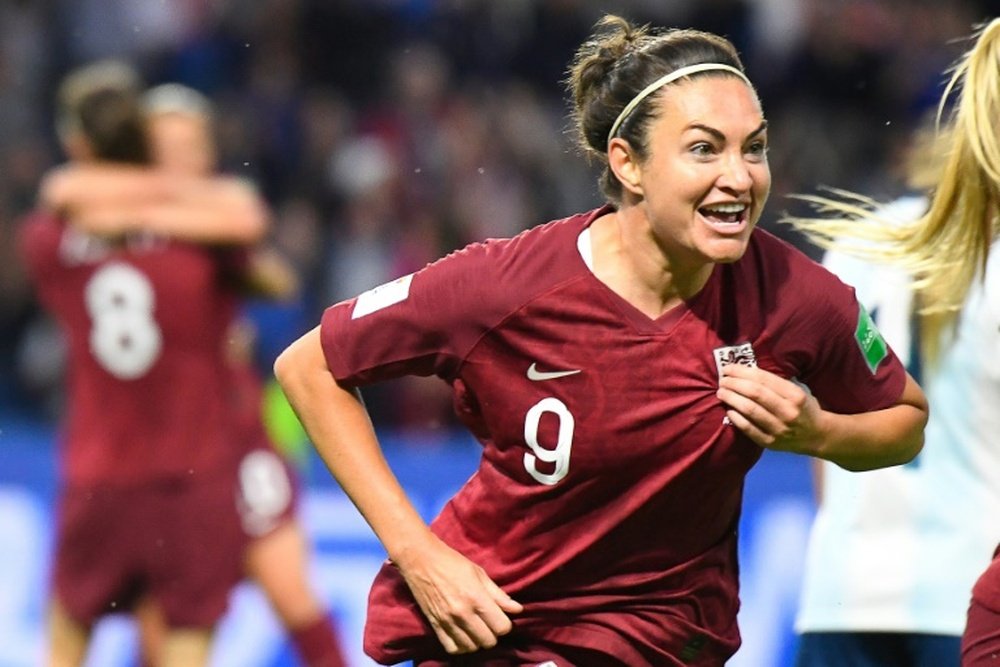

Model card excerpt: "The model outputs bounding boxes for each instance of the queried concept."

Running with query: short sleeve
[319,241,501,386]
[793,272,907,414]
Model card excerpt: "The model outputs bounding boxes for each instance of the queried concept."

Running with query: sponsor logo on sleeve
[854,302,889,374]
[351,273,414,319]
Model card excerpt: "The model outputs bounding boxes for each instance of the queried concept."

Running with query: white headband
[606,63,752,147]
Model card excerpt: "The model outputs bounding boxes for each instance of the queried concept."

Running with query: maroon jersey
[320,207,907,665]
[965,546,1000,663]
[972,547,1000,613]
[19,211,245,485]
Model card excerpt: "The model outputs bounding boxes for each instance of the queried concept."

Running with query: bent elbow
[901,423,926,465]
[890,433,924,469]
[899,402,929,465]
[272,346,295,390]
[273,328,320,392]
[840,420,926,473]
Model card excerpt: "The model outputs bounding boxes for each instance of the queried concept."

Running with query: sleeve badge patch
[351,273,414,319]
[854,302,889,374]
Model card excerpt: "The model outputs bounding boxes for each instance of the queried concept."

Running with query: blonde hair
[142,83,213,119]
[785,18,1000,365]
[56,59,142,143]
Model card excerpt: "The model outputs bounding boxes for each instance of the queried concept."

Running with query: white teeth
[702,203,746,214]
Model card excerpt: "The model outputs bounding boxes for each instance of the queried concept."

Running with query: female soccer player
[133,82,347,667]
[275,15,928,666]
[20,61,265,667]
[38,77,347,667]
[789,18,1000,667]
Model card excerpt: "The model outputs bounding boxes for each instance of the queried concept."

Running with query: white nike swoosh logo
[527,363,581,381]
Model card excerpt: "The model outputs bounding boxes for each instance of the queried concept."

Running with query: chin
[704,238,751,264]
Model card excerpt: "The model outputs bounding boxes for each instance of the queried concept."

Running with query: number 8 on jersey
[85,261,163,379]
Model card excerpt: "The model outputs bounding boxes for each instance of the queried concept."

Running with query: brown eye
[691,142,715,157]
[745,141,768,160]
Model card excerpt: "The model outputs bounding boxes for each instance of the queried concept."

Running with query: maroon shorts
[234,444,300,539]
[53,465,246,629]
[414,642,619,667]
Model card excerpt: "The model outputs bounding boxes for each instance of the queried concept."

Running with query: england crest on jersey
[713,342,757,378]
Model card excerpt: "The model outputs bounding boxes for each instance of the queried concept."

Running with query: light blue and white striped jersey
[796,195,1000,635]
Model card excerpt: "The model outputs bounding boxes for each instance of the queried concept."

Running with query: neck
[590,208,713,318]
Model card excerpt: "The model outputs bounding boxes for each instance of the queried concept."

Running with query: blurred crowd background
[1,0,998,432]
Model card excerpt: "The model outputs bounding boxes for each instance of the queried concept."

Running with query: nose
[717,151,753,192]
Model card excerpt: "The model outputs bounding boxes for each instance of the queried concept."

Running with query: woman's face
[147,112,216,176]
[628,75,770,270]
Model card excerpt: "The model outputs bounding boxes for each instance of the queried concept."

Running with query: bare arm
[40,164,267,244]
[240,247,300,301]
[41,163,163,210]
[273,327,521,654]
[717,364,927,471]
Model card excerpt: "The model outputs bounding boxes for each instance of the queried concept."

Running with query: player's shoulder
[739,228,857,316]
[742,227,833,283]
[17,208,65,263]
[425,207,599,292]
[18,208,63,238]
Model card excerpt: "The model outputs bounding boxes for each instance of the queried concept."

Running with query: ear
[607,137,643,196]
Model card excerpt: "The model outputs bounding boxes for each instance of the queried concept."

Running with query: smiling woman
[595,74,770,314]
[273,13,928,667]
[568,18,771,317]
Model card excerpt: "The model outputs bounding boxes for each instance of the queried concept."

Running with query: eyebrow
[686,120,768,142]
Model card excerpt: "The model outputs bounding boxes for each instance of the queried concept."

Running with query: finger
[477,596,515,638]
[479,610,514,640]
[428,592,505,653]
[469,577,519,640]
[718,374,782,405]
[721,363,805,402]
[716,386,784,434]
[719,361,757,379]
[725,409,774,447]
[454,610,502,650]
[428,617,468,655]
[483,577,523,614]
[718,377,798,424]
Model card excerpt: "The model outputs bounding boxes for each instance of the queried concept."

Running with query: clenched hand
[396,534,523,654]
[716,363,826,455]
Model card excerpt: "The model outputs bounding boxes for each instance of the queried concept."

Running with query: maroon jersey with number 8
[19,211,245,485]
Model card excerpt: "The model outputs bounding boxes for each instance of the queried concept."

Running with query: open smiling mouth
[698,202,749,232]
